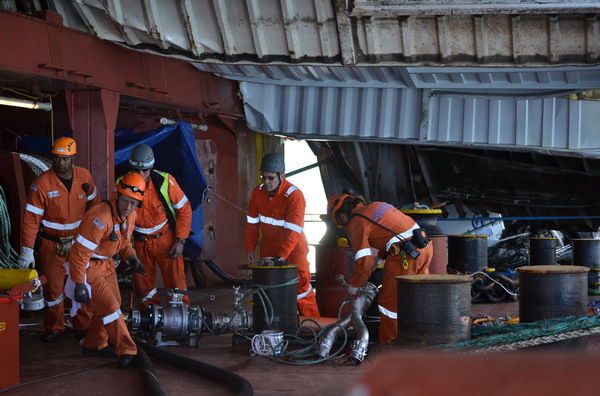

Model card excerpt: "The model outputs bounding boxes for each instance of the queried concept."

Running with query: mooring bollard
[250,264,299,334]
[447,235,488,273]
[518,265,589,350]
[528,237,557,266]
[572,239,600,294]
[396,274,472,346]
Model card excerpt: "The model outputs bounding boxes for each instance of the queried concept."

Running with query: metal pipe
[160,117,207,131]
[0,96,51,111]
[315,278,379,364]
[285,157,335,177]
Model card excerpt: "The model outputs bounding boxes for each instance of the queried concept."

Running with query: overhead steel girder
[0,10,243,118]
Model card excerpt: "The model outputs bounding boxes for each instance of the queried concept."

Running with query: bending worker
[327,190,433,344]
[120,144,192,308]
[245,152,320,317]
[18,137,97,342]
[69,173,147,369]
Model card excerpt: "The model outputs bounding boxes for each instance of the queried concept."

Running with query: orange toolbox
[0,296,20,391]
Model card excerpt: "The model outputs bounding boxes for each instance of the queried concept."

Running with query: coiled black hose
[134,338,254,396]
[135,344,166,396]
[204,260,251,285]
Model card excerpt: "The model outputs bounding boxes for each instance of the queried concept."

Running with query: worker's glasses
[260,175,277,181]
[119,181,145,196]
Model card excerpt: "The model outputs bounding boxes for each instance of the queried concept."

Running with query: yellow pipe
[0,269,39,291]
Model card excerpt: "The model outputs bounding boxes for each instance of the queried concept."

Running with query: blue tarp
[22,121,207,260]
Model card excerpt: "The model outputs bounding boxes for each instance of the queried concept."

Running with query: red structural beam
[0,10,243,118]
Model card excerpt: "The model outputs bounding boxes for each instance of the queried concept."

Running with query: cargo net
[433,309,600,354]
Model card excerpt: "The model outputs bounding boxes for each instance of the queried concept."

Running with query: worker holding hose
[245,152,320,317]
[18,137,98,342]
[327,190,433,344]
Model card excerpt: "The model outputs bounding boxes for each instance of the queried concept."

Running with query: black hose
[134,338,253,396]
[204,260,251,285]
[135,345,166,396]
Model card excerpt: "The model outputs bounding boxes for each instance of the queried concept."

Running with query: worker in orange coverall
[117,144,192,308]
[69,173,147,369]
[245,153,320,317]
[18,137,98,342]
[327,190,433,344]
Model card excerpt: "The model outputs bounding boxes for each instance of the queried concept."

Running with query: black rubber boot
[82,345,117,358]
[41,332,63,342]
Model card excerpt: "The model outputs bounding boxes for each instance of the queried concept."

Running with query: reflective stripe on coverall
[22,166,98,333]
[117,171,192,308]
[69,198,137,356]
[245,178,320,317]
[347,202,433,344]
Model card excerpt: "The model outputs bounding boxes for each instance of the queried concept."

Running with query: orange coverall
[347,202,433,344]
[21,166,98,334]
[126,171,192,308]
[69,198,137,357]
[245,178,320,317]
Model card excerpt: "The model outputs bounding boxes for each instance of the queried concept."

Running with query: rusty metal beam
[66,90,118,200]
[0,10,243,119]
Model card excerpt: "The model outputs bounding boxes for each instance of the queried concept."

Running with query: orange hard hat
[327,193,354,228]
[116,173,146,202]
[52,137,76,155]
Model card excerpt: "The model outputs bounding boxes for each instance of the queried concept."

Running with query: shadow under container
[396,274,472,346]
[518,265,589,350]
[249,264,299,334]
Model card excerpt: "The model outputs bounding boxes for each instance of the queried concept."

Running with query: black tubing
[134,338,253,396]
[135,345,166,396]
[204,260,251,285]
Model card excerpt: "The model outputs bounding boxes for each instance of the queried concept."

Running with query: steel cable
[0,185,20,269]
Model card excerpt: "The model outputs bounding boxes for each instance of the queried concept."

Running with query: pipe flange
[20,293,44,311]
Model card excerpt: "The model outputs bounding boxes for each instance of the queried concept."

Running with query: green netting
[433,314,600,352]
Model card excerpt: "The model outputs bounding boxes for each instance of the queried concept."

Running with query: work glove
[74,283,90,304]
[346,284,361,299]
[17,247,35,269]
[124,255,146,276]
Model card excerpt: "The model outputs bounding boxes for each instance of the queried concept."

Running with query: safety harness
[352,212,428,259]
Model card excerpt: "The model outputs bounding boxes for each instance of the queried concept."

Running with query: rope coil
[0,185,20,269]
